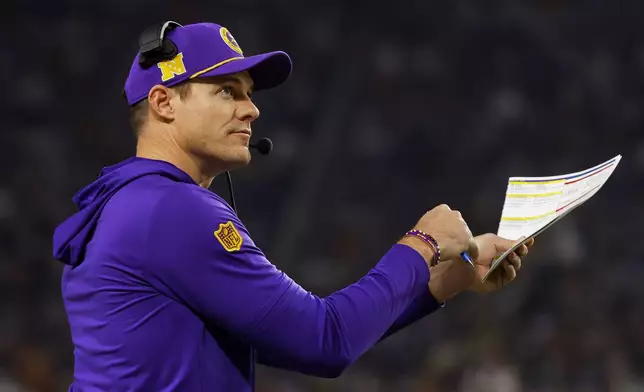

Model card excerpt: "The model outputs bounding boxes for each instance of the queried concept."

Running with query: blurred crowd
[4,0,644,391]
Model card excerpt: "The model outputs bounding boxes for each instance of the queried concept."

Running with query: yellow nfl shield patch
[214,221,243,252]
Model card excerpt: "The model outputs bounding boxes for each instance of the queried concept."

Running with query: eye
[220,86,234,97]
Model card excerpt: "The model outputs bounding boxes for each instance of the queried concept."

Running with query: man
[53,21,532,391]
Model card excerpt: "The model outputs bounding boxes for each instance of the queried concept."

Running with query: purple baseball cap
[124,22,292,106]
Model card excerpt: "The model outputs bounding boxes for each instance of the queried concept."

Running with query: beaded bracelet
[404,229,441,266]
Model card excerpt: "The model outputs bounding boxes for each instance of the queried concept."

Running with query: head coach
[52,21,533,391]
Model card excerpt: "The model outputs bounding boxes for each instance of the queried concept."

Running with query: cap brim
[195,51,292,91]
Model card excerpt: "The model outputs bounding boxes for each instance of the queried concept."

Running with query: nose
[237,99,260,123]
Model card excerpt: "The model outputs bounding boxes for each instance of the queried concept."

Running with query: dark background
[3,1,644,391]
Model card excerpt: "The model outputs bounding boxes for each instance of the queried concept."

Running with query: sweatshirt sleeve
[378,289,443,341]
[145,186,431,378]
[257,290,443,373]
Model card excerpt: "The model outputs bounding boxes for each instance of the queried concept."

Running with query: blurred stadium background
[4,0,644,391]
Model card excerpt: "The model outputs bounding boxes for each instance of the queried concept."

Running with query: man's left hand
[468,233,534,293]
[428,233,534,302]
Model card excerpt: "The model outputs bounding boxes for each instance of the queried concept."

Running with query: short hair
[129,83,192,136]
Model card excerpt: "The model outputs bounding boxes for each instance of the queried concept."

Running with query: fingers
[515,244,529,257]
[517,235,534,247]
[514,236,534,257]
[486,234,533,288]
[494,235,532,257]
[418,204,475,262]
[502,260,517,282]
[454,209,476,255]
[466,237,479,262]
[508,251,522,271]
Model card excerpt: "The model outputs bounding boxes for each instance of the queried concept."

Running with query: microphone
[250,137,273,155]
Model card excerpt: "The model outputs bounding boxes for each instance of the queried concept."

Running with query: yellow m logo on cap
[158,53,187,82]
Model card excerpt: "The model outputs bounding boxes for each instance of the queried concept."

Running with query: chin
[222,147,252,170]
[199,145,251,174]
[230,155,252,169]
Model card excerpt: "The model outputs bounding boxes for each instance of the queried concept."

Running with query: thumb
[493,235,519,253]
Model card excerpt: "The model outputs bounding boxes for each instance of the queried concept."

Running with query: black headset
[121,21,183,101]
[138,21,183,68]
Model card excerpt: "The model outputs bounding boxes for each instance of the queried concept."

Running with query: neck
[135,129,215,189]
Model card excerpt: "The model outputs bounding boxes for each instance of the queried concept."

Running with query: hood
[53,157,195,266]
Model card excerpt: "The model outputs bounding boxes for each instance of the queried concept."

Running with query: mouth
[231,129,252,137]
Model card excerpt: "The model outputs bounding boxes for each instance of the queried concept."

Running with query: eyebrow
[217,76,254,93]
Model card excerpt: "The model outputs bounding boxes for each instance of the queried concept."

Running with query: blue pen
[460,251,475,268]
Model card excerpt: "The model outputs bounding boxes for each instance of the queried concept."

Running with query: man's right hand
[399,204,477,265]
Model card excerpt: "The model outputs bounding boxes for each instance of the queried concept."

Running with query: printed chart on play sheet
[482,155,622,282]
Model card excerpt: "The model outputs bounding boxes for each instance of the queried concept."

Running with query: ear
[147,85,176,123]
